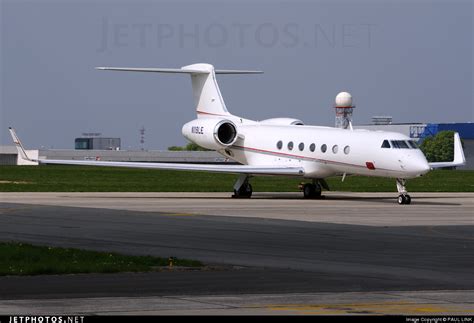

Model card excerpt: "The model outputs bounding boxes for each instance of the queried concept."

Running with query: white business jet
[9,63,466,204]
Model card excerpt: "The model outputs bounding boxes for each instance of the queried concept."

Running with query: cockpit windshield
[381,140,391,148]
[391,140,409,149]
[381,139,419,149]
[407,140,418,149]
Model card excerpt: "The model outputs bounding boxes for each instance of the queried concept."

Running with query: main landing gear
[232,175,253,198]
[300,179,328,199]
[302,182,322,199]
[396,178,411,205]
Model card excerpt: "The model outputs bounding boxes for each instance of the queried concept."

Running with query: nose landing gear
[397,194,411,205]
[396,178,411,205]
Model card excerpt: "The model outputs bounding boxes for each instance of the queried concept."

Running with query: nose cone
[417,161,431,175]
[410,158,430,176]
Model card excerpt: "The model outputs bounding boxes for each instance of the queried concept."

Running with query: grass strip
[0,165,473,192]
[0,242,202,276]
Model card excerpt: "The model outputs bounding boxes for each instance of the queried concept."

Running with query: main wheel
[405,194,411,204]
[303,184,312,198]
[244,183,253,198]
[303,183,321,199]
[234,183,252,198]
[398,194,406,205]
[314,183,322,197]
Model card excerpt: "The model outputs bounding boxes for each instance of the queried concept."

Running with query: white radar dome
[335,92,353,107]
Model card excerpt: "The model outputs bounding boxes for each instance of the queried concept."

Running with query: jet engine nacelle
[182,118,238,150]
[259,118,304,126]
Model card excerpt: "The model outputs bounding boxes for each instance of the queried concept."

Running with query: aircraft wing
[8,128,304,176]
[428,132,466,169]
[35,159,305,176]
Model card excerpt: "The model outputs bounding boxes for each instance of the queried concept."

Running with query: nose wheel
[396,178,411,205]
[398,194,411,205]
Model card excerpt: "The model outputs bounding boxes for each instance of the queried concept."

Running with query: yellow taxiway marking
[267,301,472,315]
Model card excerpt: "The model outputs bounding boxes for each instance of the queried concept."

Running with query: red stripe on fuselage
[232,145,393,172]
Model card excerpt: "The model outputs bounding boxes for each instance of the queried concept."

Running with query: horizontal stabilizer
[95,67,263,74]
[96,63,262,117]
[96,67,208,74]
[214,70,263,74]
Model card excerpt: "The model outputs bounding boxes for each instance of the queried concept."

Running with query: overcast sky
[1,0,472,149]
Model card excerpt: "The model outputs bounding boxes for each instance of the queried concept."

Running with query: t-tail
[95,63,262,119]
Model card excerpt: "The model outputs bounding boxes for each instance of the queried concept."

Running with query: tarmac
[1,191,473,226]
[0,192,473,315]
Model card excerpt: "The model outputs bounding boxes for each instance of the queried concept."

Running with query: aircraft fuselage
[222,124,430,179]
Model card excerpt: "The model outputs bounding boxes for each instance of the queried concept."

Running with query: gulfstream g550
[9,63,465,204]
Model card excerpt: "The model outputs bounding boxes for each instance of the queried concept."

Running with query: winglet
[452,132,466,165]
[428,132,466,169]
[8,127,34,162]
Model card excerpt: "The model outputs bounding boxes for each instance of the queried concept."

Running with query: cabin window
[276,141,283,150]
[344,145,350,154]
[381,140,391,148]
[288,141,294,150]
[332,145,338,154]
[298,143,304,151]
[321,144,327,153]
[309,143,316,152]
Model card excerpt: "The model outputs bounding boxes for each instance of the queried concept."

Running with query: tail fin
[96,63,262,118]
[183,63,229,117]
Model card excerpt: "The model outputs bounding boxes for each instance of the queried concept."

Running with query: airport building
[0,145,39,166]
[0,147,234,166]
[355,117,473,141]
[75,133,121,150]
[0,146,17,165]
